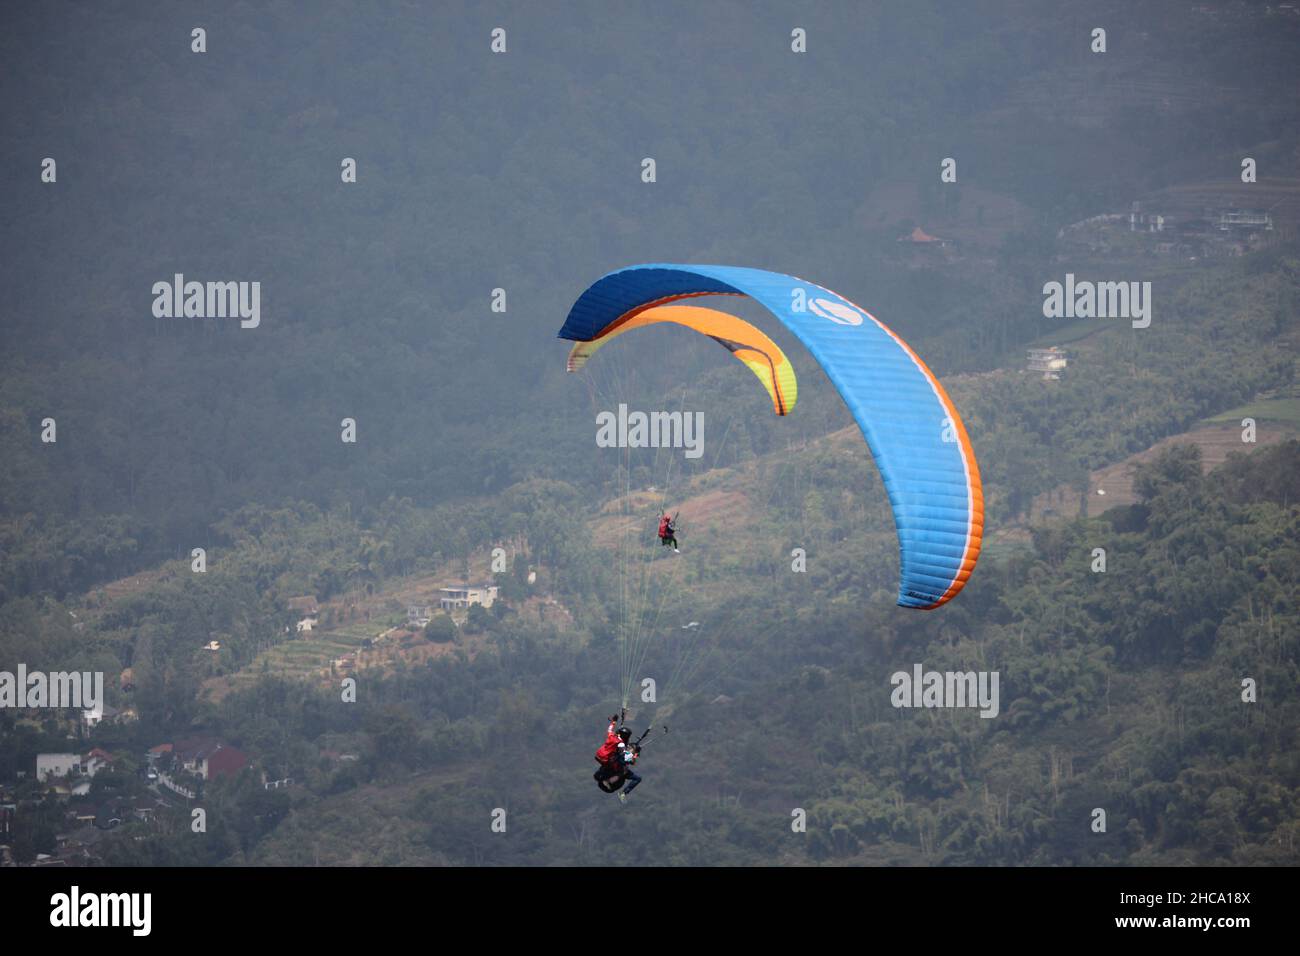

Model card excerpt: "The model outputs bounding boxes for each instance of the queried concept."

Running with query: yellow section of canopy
[566,304,797,416]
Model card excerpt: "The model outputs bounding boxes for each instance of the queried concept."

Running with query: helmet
[618,726,632,741]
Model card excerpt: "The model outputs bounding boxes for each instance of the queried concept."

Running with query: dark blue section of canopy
[558,268,742,342]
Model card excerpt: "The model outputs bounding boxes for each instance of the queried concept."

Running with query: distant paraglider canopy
[559,263,983,610]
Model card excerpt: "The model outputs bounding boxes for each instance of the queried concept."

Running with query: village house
[407,604,436,627]
[172,738,249,781]
[1217,208,1273,232]
[81,748,114,777]
[56,823,105,861]
[36,753,80,783]
[1027,347,1068,380]
[67,800,98,827]
[1129,201,1167,232]
[439,584,499,611]
[81,702,129,731]
[93,804,127,830]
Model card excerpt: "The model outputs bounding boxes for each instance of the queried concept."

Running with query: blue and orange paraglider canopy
[558,264,983,609]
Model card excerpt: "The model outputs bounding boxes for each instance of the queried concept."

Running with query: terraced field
[1027,420,1299,523]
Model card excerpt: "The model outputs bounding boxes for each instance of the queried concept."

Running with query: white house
[1027,347,1068,380]
[82,703,123,730]
[439,584,499,611]
[36,753,80,782]
[407,605,435,627]
[82,749,114,777]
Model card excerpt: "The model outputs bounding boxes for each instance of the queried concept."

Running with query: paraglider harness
[658,511,679,549]
[594,724,656,794]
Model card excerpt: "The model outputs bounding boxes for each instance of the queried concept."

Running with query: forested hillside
[2,1,1298,868]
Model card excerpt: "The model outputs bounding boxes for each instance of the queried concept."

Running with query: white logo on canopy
[808,297,864,326]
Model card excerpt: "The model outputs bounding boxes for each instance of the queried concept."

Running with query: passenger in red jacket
[595,715,630,771]
[594,712,643,803]
[658,512,679,552]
